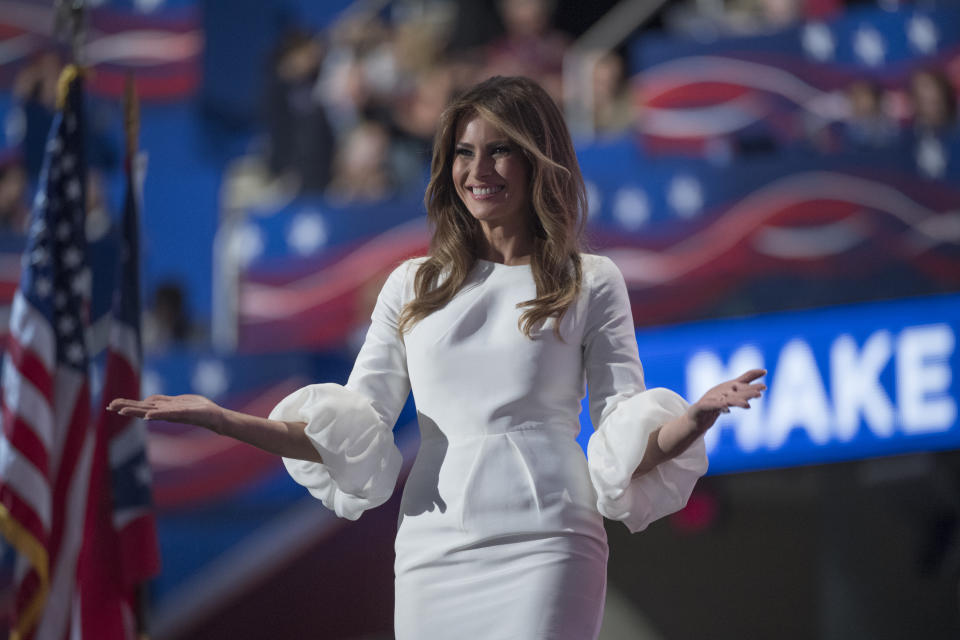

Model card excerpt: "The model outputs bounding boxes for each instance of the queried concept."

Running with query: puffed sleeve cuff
[270,383,403,521]
[587,387,709,533]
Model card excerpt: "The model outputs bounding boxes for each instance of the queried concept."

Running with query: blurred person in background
[908,68,958,139]
[0,155,29,234]
[836,79,898,150]
[724,0,802,32]
[143,281,197,354]
[363,11,456,193]
[12,50,62,185]
[390,11,452,84]
[591,51,635,137]
[265,29,336,194]
[387,66,456,191]
[12,50,120,184]
[749,0,802,29]
[485,0,569,100]
[318,15,393,134]
[109,75,765,639]
[325,119,396,204]
[663,0,804,38]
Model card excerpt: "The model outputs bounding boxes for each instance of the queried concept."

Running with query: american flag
[0,67,95,640]
[76,76,160,639]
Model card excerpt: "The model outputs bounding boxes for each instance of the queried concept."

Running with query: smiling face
[451,115,531,230]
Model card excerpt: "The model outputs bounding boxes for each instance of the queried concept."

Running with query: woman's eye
[493,145,511,155]
[455,147,472,157]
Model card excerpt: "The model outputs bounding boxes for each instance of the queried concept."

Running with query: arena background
[1,0,959,638]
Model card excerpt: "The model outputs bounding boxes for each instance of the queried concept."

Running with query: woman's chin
[466,206,522,227]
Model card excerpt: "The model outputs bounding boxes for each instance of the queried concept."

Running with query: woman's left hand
[633,369,767,478]
[656,369,767,461]
[686,368,767,435]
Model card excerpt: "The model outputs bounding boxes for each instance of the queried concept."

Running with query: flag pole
[53,0,88,113]
[54,0,88,67]
[125,73,139,165]
[124,70,153,640]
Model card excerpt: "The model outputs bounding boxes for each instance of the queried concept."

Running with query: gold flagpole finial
[55,64,80,111]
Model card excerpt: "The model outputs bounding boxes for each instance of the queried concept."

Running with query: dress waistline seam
[419,424,580,443]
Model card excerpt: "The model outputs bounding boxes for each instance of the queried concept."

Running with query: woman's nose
[472,153,494,178]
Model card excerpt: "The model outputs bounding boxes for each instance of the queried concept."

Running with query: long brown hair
[397,76,587,338]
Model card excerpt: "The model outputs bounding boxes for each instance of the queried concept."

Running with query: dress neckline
[477,258,532,270]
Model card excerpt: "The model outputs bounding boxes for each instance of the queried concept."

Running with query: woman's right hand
[108,394,225,433]
[110,395,320,461]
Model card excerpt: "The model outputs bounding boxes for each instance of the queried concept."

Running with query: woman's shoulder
[398,255,430,268]
[578,253,625,290]
[377,256,428,303]
[387,255,429,280]
[576,254,632,330]
[405,255,431,267]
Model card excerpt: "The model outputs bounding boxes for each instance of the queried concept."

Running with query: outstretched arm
[108,394,322,463]
[631,369,766,478]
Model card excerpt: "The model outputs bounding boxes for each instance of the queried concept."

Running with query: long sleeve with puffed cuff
[271,260,417,520]
[582,257,708,533]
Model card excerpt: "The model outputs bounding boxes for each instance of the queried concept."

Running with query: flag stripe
[8,291,55,371]
[37,381,89,640]
[108,320,140,373]
[47,386,90,562]
[0,305,10,338]
[15,566,41,610]
[13,567,47,640]
[0,482,48,553]
[102,351,137,442]
[0,437,52,530]
[86,311,113,360]
[2,358,55,450]
[108,418,146,469]
[1,412,50,485]
[4,335,54,404]
[37,405,93,640]
[113,505,150,532]
[49,372,84,473]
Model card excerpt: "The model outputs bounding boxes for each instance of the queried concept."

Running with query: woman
[111,76,765,639]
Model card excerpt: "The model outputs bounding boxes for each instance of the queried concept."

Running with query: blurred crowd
[664,0,833,38]
[4,0,957,227]
[229,0,959,210]
[734,65,959,160]
[237,0,579,209]
[2,0,958,354]
[829,68,957,150]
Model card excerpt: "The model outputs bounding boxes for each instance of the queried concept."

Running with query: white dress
[270,254,708,640]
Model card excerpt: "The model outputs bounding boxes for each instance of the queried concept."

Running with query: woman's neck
[478,221,533,266]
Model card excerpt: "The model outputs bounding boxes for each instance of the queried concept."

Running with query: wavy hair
[397,76,588,338]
